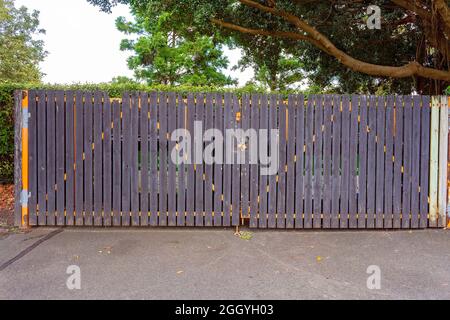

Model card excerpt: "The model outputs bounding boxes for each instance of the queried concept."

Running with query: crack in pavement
[0,229,64,272]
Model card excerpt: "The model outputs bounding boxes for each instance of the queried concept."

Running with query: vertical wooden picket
[286,95,296,229]
[375,96,386,229]
[140,92,149,226]
[93,92,103,226]
[295,95,305,229]
[213,93,223,227]
[249,94,260,227]
[313,96,323,229]
[429,97,439,227]
[167,92,177,226]
[74,91,83,226]
[204,93,214,227]
[438,96,448,227]
[259,95,269,228]
[103,93,112,227]
[84,92,94,226]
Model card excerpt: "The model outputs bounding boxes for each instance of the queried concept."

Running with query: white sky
[15,0,253,85]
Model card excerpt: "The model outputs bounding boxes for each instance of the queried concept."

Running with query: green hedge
[0,81,322,183]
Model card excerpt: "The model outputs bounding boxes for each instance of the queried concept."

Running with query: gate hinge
[22,109,31,129]
[20,190,30,206]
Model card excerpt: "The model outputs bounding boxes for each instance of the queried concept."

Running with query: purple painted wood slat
[213,93,223,227]
[103,92,112,226]
[419,96,430,228]
[322,95,332,228]
[313,95,323,229]
[348,96,358,228]
[84,92,94,226]
[384,96,394,229]
[93,92,103,226]
[295,95,305,229]
[286,95,296,229]
[74,91,84,226]
[358,96,368,229]
[46,91,56,226]
[258,95,269,228]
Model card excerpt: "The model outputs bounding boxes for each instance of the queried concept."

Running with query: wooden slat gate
[14,91,449,228]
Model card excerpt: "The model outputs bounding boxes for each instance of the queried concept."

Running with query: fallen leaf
[316,256,323,262]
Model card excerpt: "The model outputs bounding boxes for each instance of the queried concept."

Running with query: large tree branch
[434,0,450,28]
[211,18,331,54]
[229,0,450,81]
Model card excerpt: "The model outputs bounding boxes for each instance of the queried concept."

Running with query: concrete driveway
[0,228,449,299]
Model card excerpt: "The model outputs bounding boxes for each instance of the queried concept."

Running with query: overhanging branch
[214,0,450,81]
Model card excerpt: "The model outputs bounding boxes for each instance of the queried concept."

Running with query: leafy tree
[88,0,450,94]
[115,5,236,86]
[0,0,46,82]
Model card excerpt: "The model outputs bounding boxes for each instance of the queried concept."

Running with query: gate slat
[112,100,121,226]
[393,96,404,228]
[84,93,94,226]
[331,95,341,229]
[277,96,287,228]
[158,92,168,226]
[213,93,223,227]
[304,96,314,228]
[149,92,158,226]
[74,91,84,226]
[286,95,296,228]
[267,95,278,228]
[384,96,394,229]
[204,93,214,227]
[65,91,75,226]
[313,96,323,228]
[121,93,131,226]
[28,91,37,225]
[348,96,358,228]
[177,94,186,226]
[295,95,305,229]
[249,94,260,227]
[46,91,56,225]
[140,92,149,226]
[37,90,47,226]
[94,92,103,226]
[103,93,112,226]
[419,96,430,228]
[322,95,332,228]
[410,96,421,228]
[223,93,232,227]
[167,92,177,226]
[358,96,368,229]
[130,93,140,226]
[195,93,205,226]
[186,93,196,226]
[340,96,350,229]
[375,96,385,229]
[366,96,377,228]
[258,95,269,228]
[232,94,242,226]
[55,91,65,226]
[402,96,413,228]
[241,94,251,225]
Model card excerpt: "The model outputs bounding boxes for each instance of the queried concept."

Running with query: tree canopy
[88,0,450,94]
[0,0,46,82]
[115,3,236,86]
